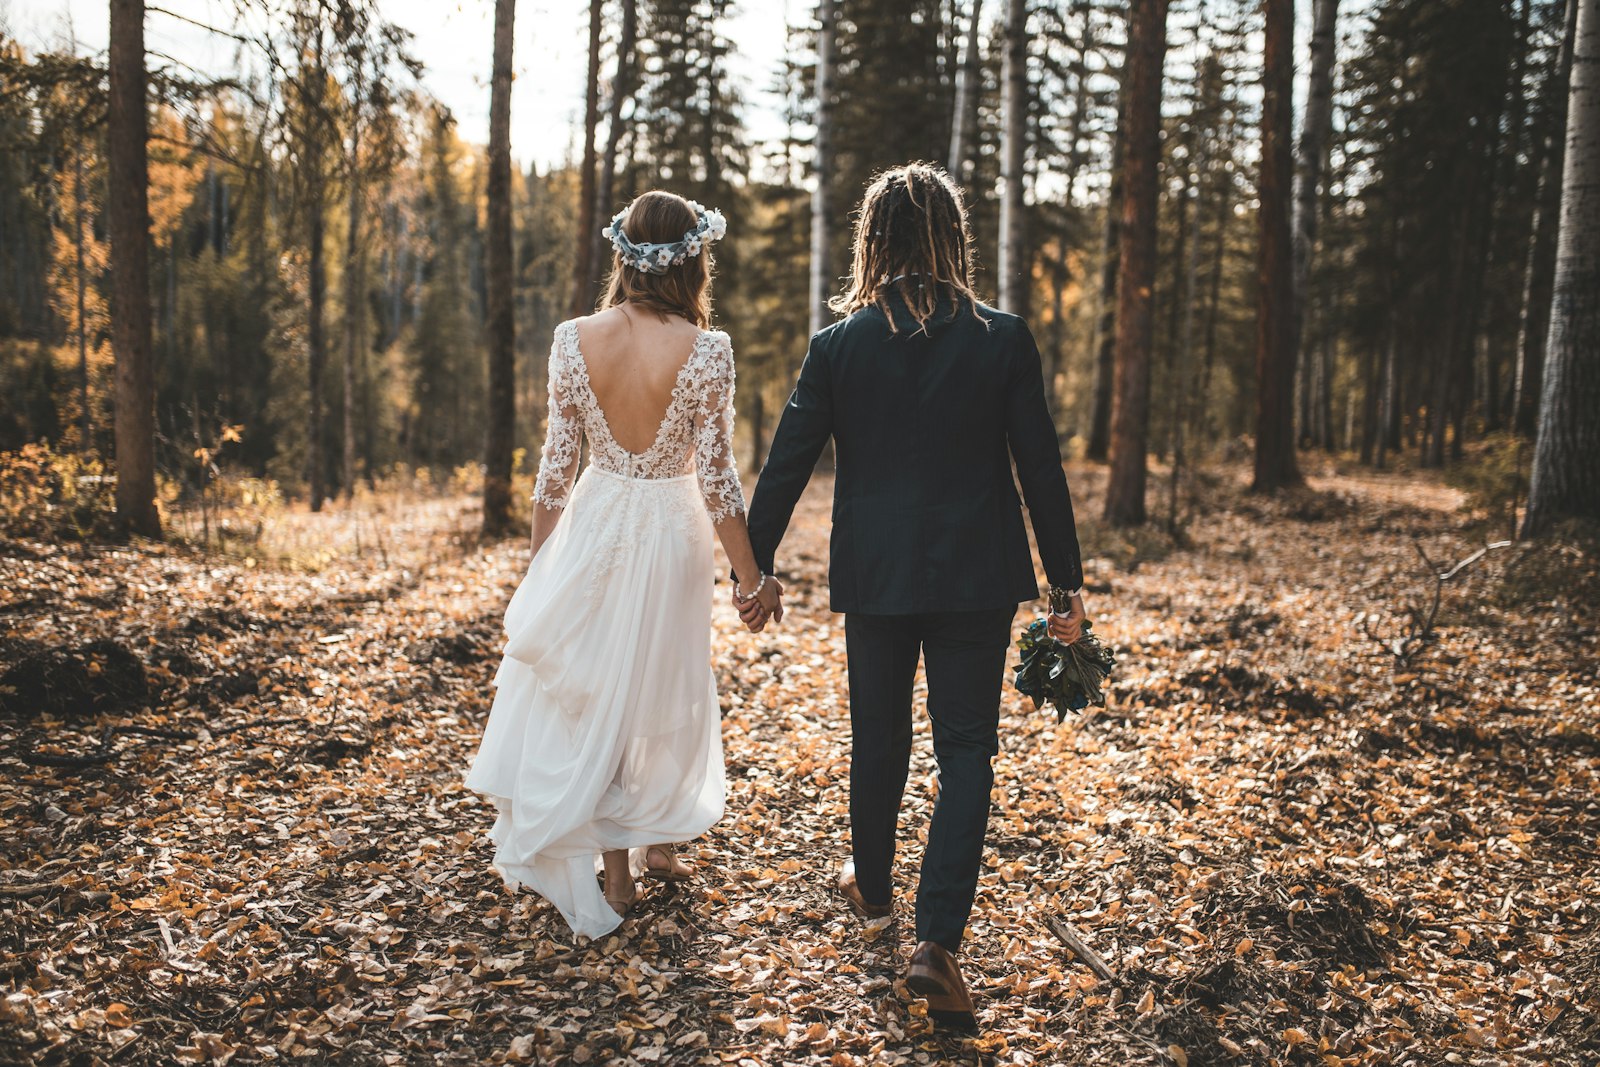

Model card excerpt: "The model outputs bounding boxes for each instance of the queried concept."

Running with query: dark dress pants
[843,606,1016,953]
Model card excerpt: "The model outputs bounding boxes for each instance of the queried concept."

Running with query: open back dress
[463,319,745,939]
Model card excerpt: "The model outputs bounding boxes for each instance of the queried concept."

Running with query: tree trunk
[483,0,518,537]
[108,0,161,538]
[1293,0,1338,448]
[1514,0,1580,435]
[308,184,327,511]
[343,74,363,502]
[570,0,603,319]
[1062,0,1094,206]
[997,0,1028,314]
[1523,0,1599,536]
[1103,0,1169,526]
[591,0,639,306]
[1086,78,1128,463]
[810,0,836,338]
[749,386,766,471]
[1251,0,1301,492]
[947,0,984,180]
[74,147,91,448]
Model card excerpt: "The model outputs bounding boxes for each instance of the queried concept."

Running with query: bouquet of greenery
[1013,596,1116,721]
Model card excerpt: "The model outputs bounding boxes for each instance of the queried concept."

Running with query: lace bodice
[532,319,747,524]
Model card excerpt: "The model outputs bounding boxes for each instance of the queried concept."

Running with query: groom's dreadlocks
[830,163,988,335]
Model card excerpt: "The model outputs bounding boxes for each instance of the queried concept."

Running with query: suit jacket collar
[872,284,962,336]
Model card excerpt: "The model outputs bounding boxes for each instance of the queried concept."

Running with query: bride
[464,191,783,939]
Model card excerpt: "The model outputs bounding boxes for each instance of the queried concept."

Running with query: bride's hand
[733,576,783,632]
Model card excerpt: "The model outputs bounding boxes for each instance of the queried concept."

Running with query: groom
[741,163,1088,1029]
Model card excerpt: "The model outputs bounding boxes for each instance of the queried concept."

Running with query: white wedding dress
[464,319,744,940]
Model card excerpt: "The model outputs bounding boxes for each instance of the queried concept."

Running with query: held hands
[1048,592,1088,645]
[733,574,784,633]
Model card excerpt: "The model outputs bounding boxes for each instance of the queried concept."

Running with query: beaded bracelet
[734,573,768,604]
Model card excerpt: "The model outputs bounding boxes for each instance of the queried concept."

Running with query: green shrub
[1446,431,1530,539]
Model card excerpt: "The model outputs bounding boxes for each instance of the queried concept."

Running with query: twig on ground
[1361,539,1513,669]
[1043,912,1116,981]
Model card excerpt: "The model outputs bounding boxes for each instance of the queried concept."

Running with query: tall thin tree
[1087,59,1128,463]
[1103,0,1169,526]
[810,0,836,337]
[342,56,365,501]
[108,0,161,537]
[1514,0,1580,434]
[1252,0,1301,492]
[948,0,984,181]
[591,0,639,308]
[997,0,1029,314]
[1523,0,1599,536]
[571,0,603,318]
[483,0,518,536]
[1293,0,1339,448]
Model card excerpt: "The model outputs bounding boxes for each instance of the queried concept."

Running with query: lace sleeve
[532,324,583,511]
[692,332,747,524]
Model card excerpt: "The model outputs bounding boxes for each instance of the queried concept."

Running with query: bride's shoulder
[696,327,735,357]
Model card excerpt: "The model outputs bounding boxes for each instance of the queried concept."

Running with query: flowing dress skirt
[464,466,725,940]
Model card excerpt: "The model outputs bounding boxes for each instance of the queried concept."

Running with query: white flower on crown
[703,209,727,241]
[655,247,672,267]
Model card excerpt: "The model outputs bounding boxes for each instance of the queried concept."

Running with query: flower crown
[603,200,728,274]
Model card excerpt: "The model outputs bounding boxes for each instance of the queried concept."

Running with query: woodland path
[2,466,1597,1065]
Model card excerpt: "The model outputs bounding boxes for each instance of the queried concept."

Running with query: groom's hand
[1048,593,1087,645]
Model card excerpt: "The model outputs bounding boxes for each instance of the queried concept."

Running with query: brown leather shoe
[836,860,891,919]
[905,940,978,1031]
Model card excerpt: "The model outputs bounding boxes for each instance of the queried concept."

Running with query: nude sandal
[643,845,694,883]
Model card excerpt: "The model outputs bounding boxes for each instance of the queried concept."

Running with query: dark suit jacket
[746,292,1084,615]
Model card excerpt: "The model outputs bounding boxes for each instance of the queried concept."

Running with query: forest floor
[2,460,1598,1067]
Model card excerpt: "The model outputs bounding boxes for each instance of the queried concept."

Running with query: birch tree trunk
[1293,0,1338,448]
[108,0,161,537]
[998,0,1029,315]
[1514,0,1580,434]
[483,0,518,537]
[810,0,836,338]
[570,0,603,319]
[1524,0,1599,535]
[1251,0,1302,492]
[1103,0,1170,526]
[591,0,639,307]
[947,0,984,180]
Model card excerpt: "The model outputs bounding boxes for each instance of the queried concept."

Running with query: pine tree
[483,0,518,537]
[591,0,640,307]
[997,0,1030,315]
[1251,0,1301,491]
[572,0,603,318]
[811,0,836,336]
[108,0,161,537]
[1104,0,1170,527]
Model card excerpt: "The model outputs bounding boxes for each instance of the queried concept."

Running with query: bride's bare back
[575,306,704,455]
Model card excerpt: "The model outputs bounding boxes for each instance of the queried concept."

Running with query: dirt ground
[2,463,1597,1066]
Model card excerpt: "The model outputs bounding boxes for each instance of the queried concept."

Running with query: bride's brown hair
[830,162,987,334]
[598,190,715,328]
